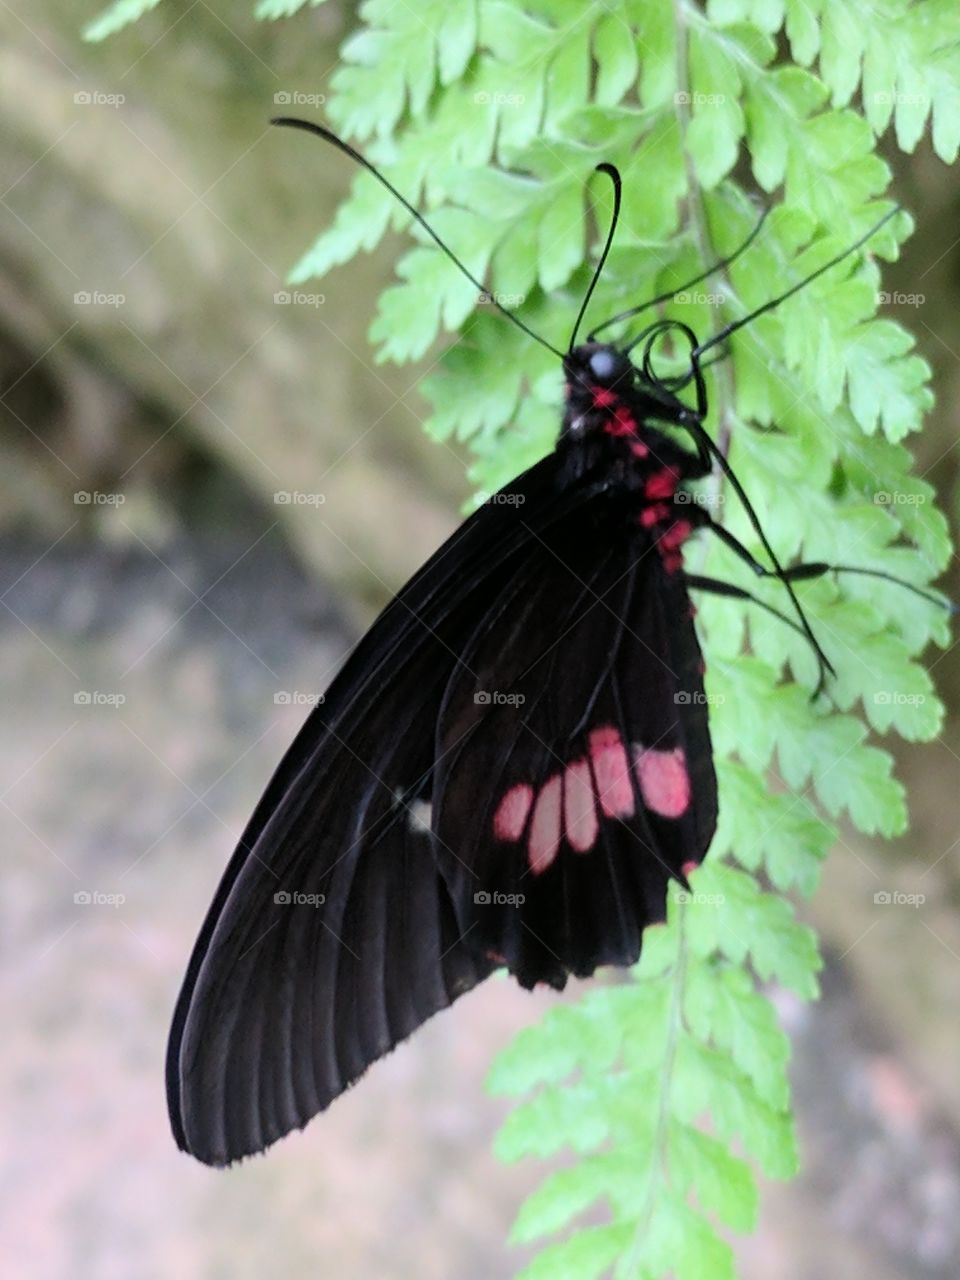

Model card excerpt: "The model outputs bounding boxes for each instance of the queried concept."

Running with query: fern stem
[620,908,689,1278]
[672,0,737,490]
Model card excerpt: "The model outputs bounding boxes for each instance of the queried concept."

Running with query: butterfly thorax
[560,342,708,572]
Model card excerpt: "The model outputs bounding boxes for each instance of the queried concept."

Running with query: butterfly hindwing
[433,499,716,990]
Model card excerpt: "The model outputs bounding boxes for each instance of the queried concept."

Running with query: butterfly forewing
[167,454,622,1164]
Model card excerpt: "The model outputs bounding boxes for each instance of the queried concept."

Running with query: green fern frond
[83,0,165,42]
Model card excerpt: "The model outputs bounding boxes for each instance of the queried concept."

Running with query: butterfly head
[561,342,645,446]
[564,343,635,396]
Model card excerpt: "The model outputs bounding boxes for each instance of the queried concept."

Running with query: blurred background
[1,4,958,1278]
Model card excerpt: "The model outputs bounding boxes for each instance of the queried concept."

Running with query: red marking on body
[485,949,507,965]
[634,746,690,818]
[608,405,636,436]
[640,502,671,528]
[563,759,598,852]
[528,774,562,874]
[589,727,635,818]
[644,466,681,500]
[659,519,693,551]
[592,386,616,408]
[493,783,533,842]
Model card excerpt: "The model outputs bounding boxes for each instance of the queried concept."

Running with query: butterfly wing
[433,499,716,990]
[166,455,611,1165]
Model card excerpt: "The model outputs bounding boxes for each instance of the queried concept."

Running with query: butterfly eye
[589,350,617,379]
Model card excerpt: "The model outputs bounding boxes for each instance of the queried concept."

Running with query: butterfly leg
[683,573,816,643]
[682,572,835,700]
[674,504,832,692]
[700,516,950,608]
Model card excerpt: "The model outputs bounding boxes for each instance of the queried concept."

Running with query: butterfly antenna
[272,117,563,360]
[567,163,622,353]
[588,204,771,343]
[693,205,901,360]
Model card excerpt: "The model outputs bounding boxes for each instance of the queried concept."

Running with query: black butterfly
[166,121,936,1165]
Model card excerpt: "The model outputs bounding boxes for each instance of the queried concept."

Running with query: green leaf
[83,0,163,41]
[511,1151,652,1243]
[515,1223,633,1280]
[254,0,327,18]
[685,960,793,1108]
[685,24,752,188]
[594,14,640,106]
[714,760,833,896]
[670,1121,759,1231]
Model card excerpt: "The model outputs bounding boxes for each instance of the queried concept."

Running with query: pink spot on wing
[681,860,699,878]
[589,727,635,818]
[634,746,690,818]
[563,759,598,852]
[592,386,616,408]
[644,466,681,500]
[493,784,533,842]
[528,774,562,874]
[630,440,650,458]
